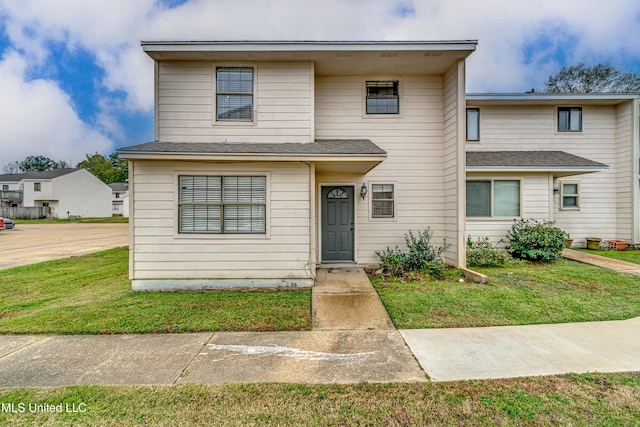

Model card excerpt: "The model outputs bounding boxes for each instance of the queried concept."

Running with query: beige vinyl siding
[614,101,635,241]
[466,173,550,245]
[442,61,465,266]
[315,73,454,265]
[130,160,311,280]
[468,103,629,244]
[157,61,313,143]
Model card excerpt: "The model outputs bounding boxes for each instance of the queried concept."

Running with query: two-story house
[119,40,477,290]
[108,182,129,217]
[0,168,113,218]
[465,93,640,247]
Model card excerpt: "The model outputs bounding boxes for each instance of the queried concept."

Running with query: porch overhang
[466,151,608,178]
[118,140,387,174]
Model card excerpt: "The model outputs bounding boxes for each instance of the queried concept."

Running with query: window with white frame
[466,108,480,141]
[179,175,266,234]
[558,107,582,132]
[365,80,399,114]
[466,180,521,217]
[372,184,394,218]
[216,67,254,122]
[560,182,580,210]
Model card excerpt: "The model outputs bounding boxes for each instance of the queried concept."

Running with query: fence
[0,207,47,219]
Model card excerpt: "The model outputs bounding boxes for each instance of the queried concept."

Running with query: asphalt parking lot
[0,223,129,270]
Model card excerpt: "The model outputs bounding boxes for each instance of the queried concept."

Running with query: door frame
[318,183,358,263]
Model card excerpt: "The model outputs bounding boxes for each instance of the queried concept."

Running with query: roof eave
[466,166,609,173]
[118,151,387,162]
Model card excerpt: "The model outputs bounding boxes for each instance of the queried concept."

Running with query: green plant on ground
[376,229,449,279]
[372,258,640,329]
[0,248,311,334]
[0,373,638,426]
[507,219,565,262]
[466,236,513,267]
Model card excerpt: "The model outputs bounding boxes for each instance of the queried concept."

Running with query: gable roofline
[0,168,81,182]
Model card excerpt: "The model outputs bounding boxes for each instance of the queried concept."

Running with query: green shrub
[466,236,512,267]
[507,219,565,262]
[376,229,449,279]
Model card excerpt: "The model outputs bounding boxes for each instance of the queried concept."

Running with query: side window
[560,182,580,210]
[34,182,41,192]
[365,81,399,114]
[466,108,480,141]
[558,107,582,132]
[371,184,394,218]
[216,67,254,122]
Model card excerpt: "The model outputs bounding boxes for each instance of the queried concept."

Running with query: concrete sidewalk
[562,248,640,275]
[0,331,426,387]
[401,316,640,382]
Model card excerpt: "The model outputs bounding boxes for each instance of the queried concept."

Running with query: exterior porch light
[360,183,368,200]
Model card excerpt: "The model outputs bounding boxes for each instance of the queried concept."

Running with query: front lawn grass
[0,373,638,426]
[0,248,311,334]
[576,248,640,265]
[372,259,640,329]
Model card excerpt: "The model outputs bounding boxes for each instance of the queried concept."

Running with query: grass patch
[373,259,640,329]
[576,248,640,265]
[15,216,128,224]
[0,373,638,426]
[0,248,310,334]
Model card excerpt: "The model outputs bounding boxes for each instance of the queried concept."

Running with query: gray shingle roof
[466,151,608,169]
[0,168,80,181]
[108,183,129,192]
[118,140,386,157]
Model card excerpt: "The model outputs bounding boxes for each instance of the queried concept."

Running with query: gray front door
[321,186,354,261]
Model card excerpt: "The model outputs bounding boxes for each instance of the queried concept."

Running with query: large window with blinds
[179,175,266,234]
[466,180,521,218]
[216,67,254,122]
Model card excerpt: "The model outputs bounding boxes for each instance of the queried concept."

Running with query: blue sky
[0,0,639,166]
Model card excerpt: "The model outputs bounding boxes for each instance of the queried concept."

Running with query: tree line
[2,153,128,184]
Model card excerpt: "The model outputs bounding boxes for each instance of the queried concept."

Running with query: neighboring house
[118,40,640,291]
[119,40,476,290]
[109,183,129,218]
[465,93,640,248]
[0,168,113,218]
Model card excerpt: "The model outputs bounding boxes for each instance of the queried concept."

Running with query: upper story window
[2,184,8,191]
[216,67,254,122]
[466,108,480,141]
[466,180,521,218]
[558,107,582,132]
[34,182,41,192]
[365,81,399,114]
[179,175,266,234]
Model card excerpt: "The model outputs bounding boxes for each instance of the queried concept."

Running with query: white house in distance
[118,40,640,291]
[465,93,640,247]
[0,168,113,218]
[108,183,130,218]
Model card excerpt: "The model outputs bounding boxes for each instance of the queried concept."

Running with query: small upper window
[561,182,580,210]
[216,67,254,122]
[466,108,480,141]
[2,184,8,191]
[366,81,399,114]
[372,184,394,218]
[34,182,41,192]
[558,107,582,132]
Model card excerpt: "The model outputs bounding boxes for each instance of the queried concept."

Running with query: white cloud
[0,0,639,164]
[0,51,112,164]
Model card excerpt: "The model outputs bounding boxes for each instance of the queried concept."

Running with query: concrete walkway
[312,268,394,330]
[562,248,640,275]
[401,317,640,382]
